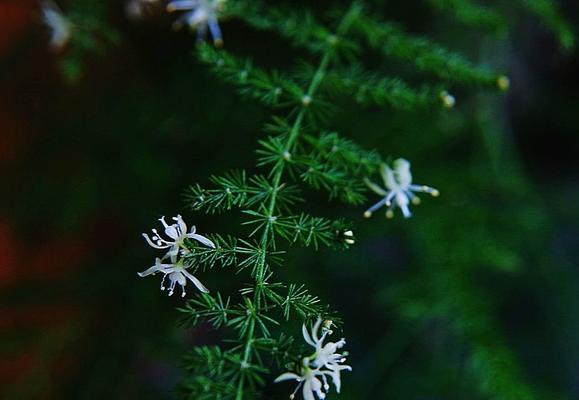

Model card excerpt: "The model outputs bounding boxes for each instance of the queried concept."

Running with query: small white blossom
[41,0,73,51]
[275,318,351,400]
[142,215,215,260]
[364,158,439,219]
[166,0,226,45]
[138,257,209,296]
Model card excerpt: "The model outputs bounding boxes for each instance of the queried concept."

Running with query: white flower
[41,1,73,51]
[275,318,351,400]
[142,215,215,261]
[275,367,329,400]
[364,158,439,219]
[138,257,209,296]
[166,0,226,45]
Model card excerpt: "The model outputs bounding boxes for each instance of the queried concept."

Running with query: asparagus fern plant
[37,0,575,399]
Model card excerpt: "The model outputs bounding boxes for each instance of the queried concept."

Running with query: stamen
[168,279,177,296]
[289,380,303,400]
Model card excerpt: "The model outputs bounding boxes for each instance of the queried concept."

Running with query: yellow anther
[440,90,456,109]
[497,75,510,91]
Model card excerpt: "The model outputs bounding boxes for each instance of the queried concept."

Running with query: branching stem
[234,5,359,399]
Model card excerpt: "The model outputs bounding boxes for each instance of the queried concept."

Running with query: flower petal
[181,269,209,293]
[137,265,160,277]
[167,0,199,11]
[364,178,387,196]
[165,225,179,240]
[331,370,342,393]
[302,379,315,400]
[171,271,187,286]
[175,215,187,235]
[302,323,316,347]
[311,318,322,344]
[208,17,223,42]
[274,372,301,383]
[188,233,215,248]
[381,163,398,190]
[394,158,412,187]
[166,246,180,259]
[138,258,173,277]
[158,216,169,228]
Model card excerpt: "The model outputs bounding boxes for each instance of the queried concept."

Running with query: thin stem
[234,4,360,399]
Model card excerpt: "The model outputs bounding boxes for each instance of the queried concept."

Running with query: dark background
[1,0,578,399]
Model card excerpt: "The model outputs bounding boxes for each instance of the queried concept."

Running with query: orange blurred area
[0,0,37,56]
[0,0,35,163]
[0,3,87,396]
[0,220,89,288]
[0,222,19,286]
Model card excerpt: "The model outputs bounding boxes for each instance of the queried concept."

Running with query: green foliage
[173,4,390,398]
[197,46,303,107]
[39,0,576,399]
[350,11,505,88]
[521,0,575,50]
[226,0,360,56]
[60,1,119,82]
[322,66,447,110]
[167,1,575,399]
[427,0,508,34]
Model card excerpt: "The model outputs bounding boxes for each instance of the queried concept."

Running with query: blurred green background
[1,0,578,399]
